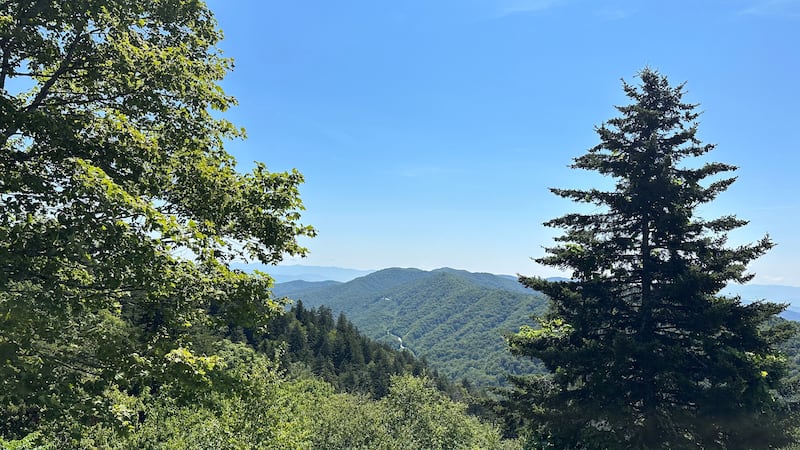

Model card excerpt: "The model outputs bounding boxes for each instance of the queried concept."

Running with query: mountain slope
[431,268,532,294]
[274,268,548,386]
[249,302,456,399]
[273,270,800,387]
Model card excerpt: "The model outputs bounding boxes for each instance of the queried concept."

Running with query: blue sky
[208,0,800,285]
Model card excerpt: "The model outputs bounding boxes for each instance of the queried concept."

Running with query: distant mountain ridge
[230,263,374,283]
[722,284,800,307]
[270,279,342,298]
[720,284,800,321]
[272,267,548,386]
[258,264,800,320]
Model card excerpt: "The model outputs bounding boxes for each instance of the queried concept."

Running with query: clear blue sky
[207,0,800,286]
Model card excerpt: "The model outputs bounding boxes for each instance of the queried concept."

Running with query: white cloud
[740,0,800,17]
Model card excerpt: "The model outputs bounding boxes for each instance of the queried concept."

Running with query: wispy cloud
[494,0,566,17]
[491,0,636,20]
[397,165,464,178]
[740,0,800,17]
[595,6,635,20]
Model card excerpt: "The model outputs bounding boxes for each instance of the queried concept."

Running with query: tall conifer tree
[508,69,798,449]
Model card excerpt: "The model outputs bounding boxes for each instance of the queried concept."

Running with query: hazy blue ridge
[271,280,342,298]
[230,263,375,283]
[721,284,800,319]
[722,284,800,306]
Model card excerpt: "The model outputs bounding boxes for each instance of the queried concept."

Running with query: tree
[375,375,511,450]
[0,0,314,438]
[507,68,798,449]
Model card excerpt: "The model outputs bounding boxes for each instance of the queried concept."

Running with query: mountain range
[257,264,800,316]
[266,265,800,386]
[231,263,374,283]
[720,284,800,320]
[272,267,548,386]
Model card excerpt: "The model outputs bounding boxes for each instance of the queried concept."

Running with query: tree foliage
[2,342,515,450]
[0,0,313,438]
[251,301,453,399]
[507,69,799,449]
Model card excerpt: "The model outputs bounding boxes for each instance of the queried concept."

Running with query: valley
[273,267,550,386]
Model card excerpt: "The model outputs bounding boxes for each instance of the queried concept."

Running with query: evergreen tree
[507,68,798,449]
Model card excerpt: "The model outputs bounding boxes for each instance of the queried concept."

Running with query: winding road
[386,330,416,358]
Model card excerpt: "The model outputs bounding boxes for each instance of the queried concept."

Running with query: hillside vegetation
[274,267,549,386]
[247,302,455,398]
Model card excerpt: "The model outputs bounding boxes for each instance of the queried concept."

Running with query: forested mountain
[273,267,549,386]
[272,269,800,389]
[244,302,456,398]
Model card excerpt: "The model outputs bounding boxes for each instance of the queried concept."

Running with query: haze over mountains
[230,263,374,283]
[252,264,800,315]
[721,284,800,320]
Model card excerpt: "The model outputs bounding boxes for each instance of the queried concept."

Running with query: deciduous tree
[0,0,314,437]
